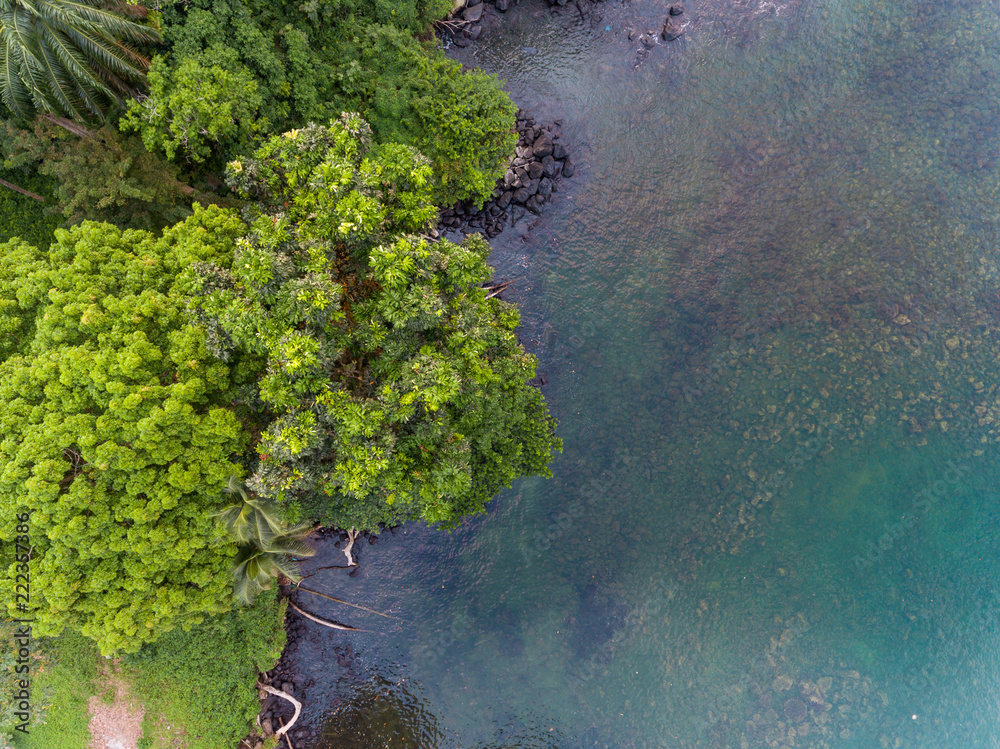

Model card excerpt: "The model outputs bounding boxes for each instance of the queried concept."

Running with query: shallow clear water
[293,1,1000,746]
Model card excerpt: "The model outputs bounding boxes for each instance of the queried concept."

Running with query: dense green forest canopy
[128,0,516,205]
[0,7,558,745]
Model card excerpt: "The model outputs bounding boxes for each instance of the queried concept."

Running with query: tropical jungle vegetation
[0,0,558,745]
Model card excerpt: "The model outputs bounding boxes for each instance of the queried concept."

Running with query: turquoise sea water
[295,1,1000,746]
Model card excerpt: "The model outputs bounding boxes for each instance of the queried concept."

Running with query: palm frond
[0,0,159,122]
[36,0,160,44]
[0,38,32,117]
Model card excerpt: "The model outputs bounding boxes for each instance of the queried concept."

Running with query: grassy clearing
[11,632,101,749]
[123,592,287,749]
[3,591,284,749]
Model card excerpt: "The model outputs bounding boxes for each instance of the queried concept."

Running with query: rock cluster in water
[447,0,609,48]
[439,109,574,238]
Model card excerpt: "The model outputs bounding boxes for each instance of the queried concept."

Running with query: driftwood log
[342,528,359,566]
[288,601,364,632]
[257,683,302,738]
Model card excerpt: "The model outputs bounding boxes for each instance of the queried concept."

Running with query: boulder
[553,142,569,160]
[561,157,575,177]
[468,24,482,40]
[533,135,553,158]
[538,177,553,198]
[496,0,509,10]
[669,4,684,15]
[527,160,544,180]
[513,187,531,204]
[463,2,484,22]
[542,155,561,177]
[662,18,684,40]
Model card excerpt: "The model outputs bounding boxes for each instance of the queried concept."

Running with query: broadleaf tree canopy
[198,115,560,530]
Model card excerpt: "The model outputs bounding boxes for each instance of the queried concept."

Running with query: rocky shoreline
[445,0,609,48]
[245,5,585,745]
[243,527,388,747]
[438,108,575,240]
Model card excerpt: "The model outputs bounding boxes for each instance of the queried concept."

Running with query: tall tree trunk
[0,178,44,202]
[41,113,92,138]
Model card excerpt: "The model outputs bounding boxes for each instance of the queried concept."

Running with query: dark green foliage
[150,0,324,126]
[356,26,517,206]
[121,55,264,164]
[2,116,199,229]
[0,205,251,654]
[0,166,58,246]
[152,0,514,205]
[197,119,560,530]
[0,0,160,123]
[124,591,287,749]
[296,0,453,34]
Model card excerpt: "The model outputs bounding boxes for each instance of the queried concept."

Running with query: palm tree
[231,533,315,605]
[0,0,160,123]
[217,477,316,604]
[216,474,295,548]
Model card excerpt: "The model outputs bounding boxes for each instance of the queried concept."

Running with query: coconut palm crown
[0,0,160,123]
[217,476,316,604]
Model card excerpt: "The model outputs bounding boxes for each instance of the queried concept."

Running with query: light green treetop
[0,204,250,654]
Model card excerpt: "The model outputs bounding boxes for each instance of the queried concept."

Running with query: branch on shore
[278,717,294,749]
[296,584,397,619]
[288,601,365,632]
[485,281,512,299]
[434,18,469,31]
[257,683,302,738]
[342,528,359,566]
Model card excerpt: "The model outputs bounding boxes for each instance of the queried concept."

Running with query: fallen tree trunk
[0,178,44,202]
[288,601,364,632]
[296,584,397,619]
[342,528,359,566]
